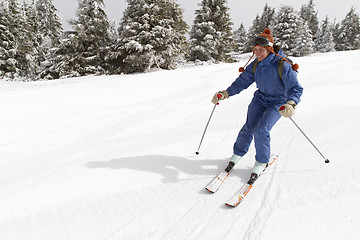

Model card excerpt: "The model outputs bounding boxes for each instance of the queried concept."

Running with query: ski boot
[247,161,268,185]
[224,154,242,172]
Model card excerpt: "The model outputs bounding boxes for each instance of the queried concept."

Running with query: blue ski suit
[226,50,303,163]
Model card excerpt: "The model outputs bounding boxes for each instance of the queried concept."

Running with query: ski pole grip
[216,93,222,105]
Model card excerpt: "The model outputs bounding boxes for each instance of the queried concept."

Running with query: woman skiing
[212,29,303,183]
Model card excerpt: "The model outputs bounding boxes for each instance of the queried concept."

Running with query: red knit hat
[239,28,299,72]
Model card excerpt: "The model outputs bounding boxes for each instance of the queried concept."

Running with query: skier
[212,29,303,183]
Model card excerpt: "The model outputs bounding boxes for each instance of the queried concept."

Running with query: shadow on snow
[85,155,251,184]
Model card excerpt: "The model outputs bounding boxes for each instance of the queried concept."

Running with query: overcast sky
[53,0,359,31]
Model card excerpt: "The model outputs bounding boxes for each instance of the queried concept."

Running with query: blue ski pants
[233,94,282,163]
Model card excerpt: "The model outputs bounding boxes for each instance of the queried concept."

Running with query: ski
[225,154,278,207]
[205,171,229,193]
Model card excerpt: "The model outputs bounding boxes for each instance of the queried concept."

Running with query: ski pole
[289,117,330,163]
[195,94,222,155]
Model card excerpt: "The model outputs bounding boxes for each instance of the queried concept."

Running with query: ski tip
[269,154,279,165]
[205,188,215,193]
[225,203,237,208]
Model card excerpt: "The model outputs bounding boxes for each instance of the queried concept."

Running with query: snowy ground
[1,50,360,240]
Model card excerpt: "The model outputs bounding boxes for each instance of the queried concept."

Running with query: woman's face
[254,46,270,62]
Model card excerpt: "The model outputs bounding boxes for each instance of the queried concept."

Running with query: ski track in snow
[1,50,360,240]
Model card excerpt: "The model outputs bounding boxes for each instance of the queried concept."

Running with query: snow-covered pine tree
[232,23,247,53]
[71,0,110,75]
[0,1,18,78]
[22,0,40,78]
[148,0,188,70]
[300,0,319,41]
[332,20,341,50]
[44,0,110,78]
[36,0,62,47]
[188,0,234,62]
[292,20,314,56]
[259,4,276,32]
[117,0,187,74]
[116,0,152,73]
[355,32,360,49]
[243,15,262,53]
[35,0,63,72]
[102,20,119,74]
[243,5,276,53]
[43,31,81,78]
[0,0,36,79]
[315,16,335,53]
[272,5,306,56]
[335,7,360,51]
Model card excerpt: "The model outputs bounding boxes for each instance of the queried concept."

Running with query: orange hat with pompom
[257,28,274,51]
[239,28,299,73]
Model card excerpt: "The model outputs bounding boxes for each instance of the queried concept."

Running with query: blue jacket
[226,50,303,105]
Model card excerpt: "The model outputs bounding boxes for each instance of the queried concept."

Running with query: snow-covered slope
[1,50,360,240]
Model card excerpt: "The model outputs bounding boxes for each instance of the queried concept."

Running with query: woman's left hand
[279,100,296,117]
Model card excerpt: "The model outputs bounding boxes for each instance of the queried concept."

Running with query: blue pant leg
[254,105,281,163]
[233,97,265,156]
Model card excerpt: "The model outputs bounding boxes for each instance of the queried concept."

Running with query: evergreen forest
[0,0,359,80]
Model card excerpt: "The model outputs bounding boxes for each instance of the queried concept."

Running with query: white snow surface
[1,50,360,240]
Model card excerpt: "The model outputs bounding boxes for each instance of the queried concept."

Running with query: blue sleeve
[282,62,303,104]
[226,61,255,96]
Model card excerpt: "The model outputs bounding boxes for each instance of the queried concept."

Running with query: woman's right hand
[211,90,229,104]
